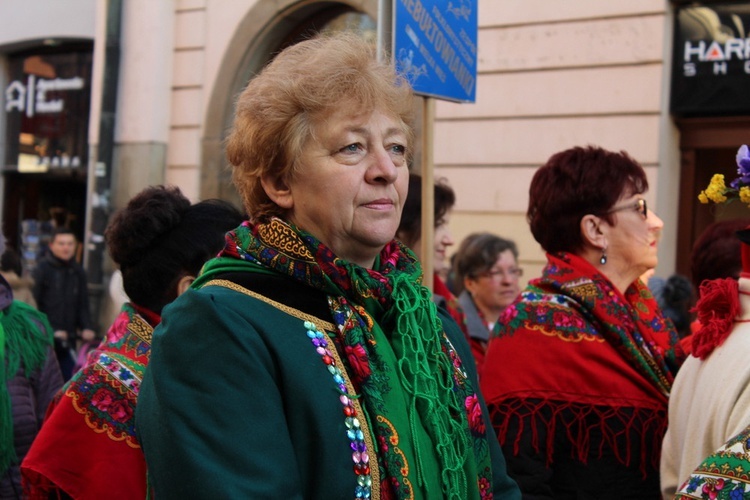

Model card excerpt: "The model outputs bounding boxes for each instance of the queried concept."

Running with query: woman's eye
[391,144,406,155]
[341,143,362,154]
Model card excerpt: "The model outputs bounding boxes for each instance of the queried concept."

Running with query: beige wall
[434,1,678,277]
[158,0,679,275]
[0,0,96,47]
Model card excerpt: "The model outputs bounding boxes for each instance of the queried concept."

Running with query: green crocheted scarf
[197,219,490,499]
[0,300,54,476]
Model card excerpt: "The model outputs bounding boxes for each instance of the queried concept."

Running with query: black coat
[32,255,93,339]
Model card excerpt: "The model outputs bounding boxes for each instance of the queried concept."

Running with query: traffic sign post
[382,0,478,289]
[393,0,478,103]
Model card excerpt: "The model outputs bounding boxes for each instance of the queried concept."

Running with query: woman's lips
[363,199,394,210]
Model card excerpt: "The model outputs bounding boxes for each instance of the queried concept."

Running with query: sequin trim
[304,320,376,499]
[202,279,379,498]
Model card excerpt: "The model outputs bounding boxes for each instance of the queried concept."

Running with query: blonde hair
[226,32,415,221]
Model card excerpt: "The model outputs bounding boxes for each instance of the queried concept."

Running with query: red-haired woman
[481,146,685,498]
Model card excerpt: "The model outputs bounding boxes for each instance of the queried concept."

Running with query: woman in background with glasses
[480,145,685,499]
[452,232,522,374]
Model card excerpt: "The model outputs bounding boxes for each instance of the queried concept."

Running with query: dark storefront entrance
[3,43,92,272]
[672,2,750,279]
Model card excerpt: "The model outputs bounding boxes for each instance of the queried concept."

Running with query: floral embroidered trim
[95,353,142,394]
[66,356,140,448]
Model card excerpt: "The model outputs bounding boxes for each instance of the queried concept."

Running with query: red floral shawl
[21,303,157,500]
[481,252,685,469]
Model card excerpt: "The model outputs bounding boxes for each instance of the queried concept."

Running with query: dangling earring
[600,248,607,265]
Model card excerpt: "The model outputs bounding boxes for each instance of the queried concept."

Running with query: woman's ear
[260,173,293,209]
[580,214,607,249]
[463,275,476,295]
[176,275,195,296]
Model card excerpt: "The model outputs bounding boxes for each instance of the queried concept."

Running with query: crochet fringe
[387,273,471,499]
[489,397,667,478]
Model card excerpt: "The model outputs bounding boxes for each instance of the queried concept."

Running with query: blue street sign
[393,0,477,103]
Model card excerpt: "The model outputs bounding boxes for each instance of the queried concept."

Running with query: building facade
[1,0,747,325]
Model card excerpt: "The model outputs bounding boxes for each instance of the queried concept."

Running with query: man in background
[32,227,95,380]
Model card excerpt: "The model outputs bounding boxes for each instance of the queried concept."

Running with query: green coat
[136,272,520,499]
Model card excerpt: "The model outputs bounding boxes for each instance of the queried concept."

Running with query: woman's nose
[648,209,664,230]
[367,148,399,184]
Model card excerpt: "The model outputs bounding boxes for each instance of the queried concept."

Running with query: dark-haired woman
[481,146,685,498]
[396,173,466,336]
[0,248,36,308]
[21,185,244,499]
[453,233,521,374]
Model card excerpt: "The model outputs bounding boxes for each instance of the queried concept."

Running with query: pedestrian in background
[21,185,244,499]
[0,247,36,308]
[32,228,95,381]
[452,232,522,373]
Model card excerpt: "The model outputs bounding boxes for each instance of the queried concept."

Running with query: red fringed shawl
[481,253,685,471]
[21,303,157,499]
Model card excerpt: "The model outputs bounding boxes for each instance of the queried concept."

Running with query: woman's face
[433,213,455,277]
[604,193,664,278]
[464,249,522,322]
[284,109,409,267]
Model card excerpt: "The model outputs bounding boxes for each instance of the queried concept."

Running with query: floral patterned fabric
[196,218,495,499]
[675,422,750,499]
[481,252,685,494]
[21,303,157,499]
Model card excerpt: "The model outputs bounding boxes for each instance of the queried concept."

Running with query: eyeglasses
[607,198,647,220]
[477,267,523,280]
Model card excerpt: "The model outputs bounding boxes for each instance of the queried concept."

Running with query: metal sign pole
[420,97,435,291]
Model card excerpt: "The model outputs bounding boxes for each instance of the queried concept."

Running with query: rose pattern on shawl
[107,399,133,423]
[702,478,724,499]
[675,418,750,499]
[345,343,372,381]
[375,417,411,499]
[67,360,139,444]
[379,477,397,500]
[478,475,492,500]
[504,296,601,343]
[464,394,486,435]
[91,388,115,412]
[107,312,130,344]
[62,305,153,448]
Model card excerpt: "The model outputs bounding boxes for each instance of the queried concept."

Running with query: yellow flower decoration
[699,174,728,203]
[699,145,750,207]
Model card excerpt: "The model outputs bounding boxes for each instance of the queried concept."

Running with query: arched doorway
[199,0,378,209]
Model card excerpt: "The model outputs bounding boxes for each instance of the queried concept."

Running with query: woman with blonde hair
[136,33,519,499]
